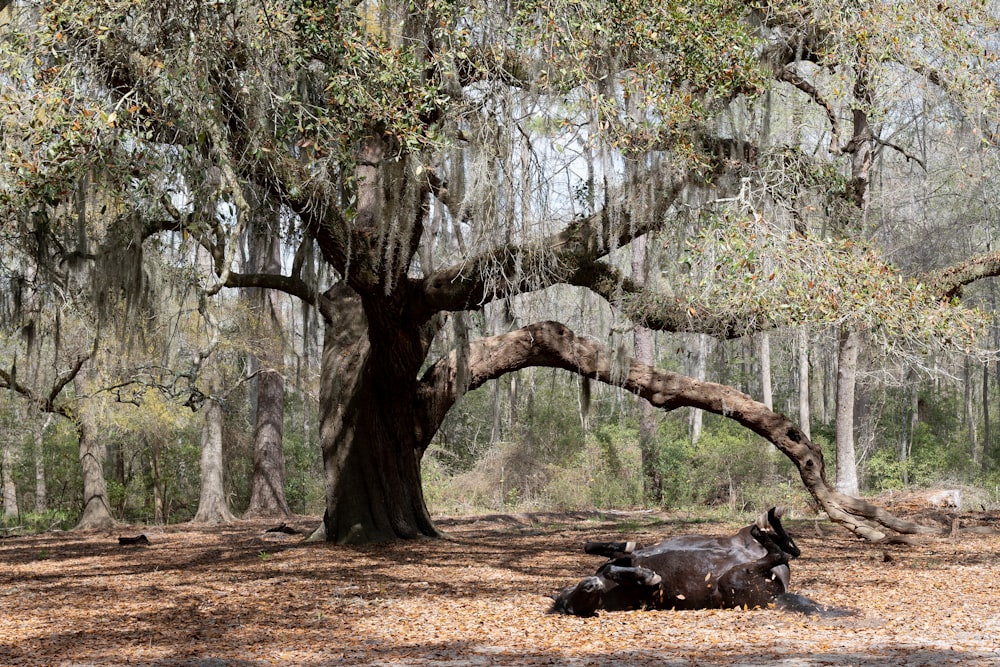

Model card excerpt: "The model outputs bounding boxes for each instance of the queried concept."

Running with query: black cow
[552,507,824,617]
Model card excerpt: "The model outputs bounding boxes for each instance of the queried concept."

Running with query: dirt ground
[1,510,998,666]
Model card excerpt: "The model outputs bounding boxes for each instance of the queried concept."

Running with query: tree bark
[312,283,439,543]
[985,361,993,474]
[688,334,709,444]
[244,224,291,518]
[759,333,773,411]
[632,234,660,501]
[192,396,236,524]
[964,358,978,466]
[902,379,918,486]
[2,406,19,521]
[797,328,811,440]
[835,328,860,496]
[34,414,51,513]
[245,363,290,518]
[72,374,115,530]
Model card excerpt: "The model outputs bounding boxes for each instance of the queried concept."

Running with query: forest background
[2,0,1000,536]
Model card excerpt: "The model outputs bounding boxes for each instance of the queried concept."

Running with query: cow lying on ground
[551,507,849,617]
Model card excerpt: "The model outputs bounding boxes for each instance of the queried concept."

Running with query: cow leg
[584,540,638,558]
[600,563,662,587]
[714,526,789,608]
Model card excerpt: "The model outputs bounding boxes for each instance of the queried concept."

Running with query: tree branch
[0,354,89,418]
[927,250,1000,300]
[411,175,687,319]
[875,136,926,170]
[417,321,940,540]
[778,66,840,153]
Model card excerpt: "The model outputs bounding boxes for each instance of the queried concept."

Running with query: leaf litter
[1,511,998,666]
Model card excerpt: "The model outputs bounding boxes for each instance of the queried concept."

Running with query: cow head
[550,576,604,616]
[755,506,800,559]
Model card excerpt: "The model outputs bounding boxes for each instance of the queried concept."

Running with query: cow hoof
[635,567,661,587]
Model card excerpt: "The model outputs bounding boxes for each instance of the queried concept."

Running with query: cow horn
[755,511,770,530]
[773,506,787,518]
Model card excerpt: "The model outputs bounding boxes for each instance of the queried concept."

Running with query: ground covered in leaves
[2,510,999,666]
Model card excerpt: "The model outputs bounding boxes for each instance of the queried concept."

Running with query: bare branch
[778,66,841,153]
[0,354,88,417]
[874,137,926,170]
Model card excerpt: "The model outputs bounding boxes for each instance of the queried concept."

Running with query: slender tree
[1,398,19,521]
[192,394,236,524]
[244,209,291,518]
[797,329,811,441]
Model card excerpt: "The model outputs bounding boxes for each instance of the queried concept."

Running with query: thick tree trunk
[192,397,236,524]
[245,364,290,517]
[72,376,115,530]
[835,328,860,496]
[313,284,439,544]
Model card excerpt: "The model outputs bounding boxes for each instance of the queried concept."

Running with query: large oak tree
[3,0,1000,542]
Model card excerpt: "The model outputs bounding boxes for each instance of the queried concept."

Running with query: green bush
[283,395,325,515]
[672,416,804,513]
[588,423,643,506]
[650,416,697,507]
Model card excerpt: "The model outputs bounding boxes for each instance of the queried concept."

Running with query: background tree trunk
[632,234,661,501]
[245,364,289,517]
[835,328,861,496]
[2,403,19,521]
[797,328,811,440]
[902,380,918,486]
[192,396,236,524]
[72,373,115,530]
[759,333,773,410]
[689,334,710,444]
[984,361,993,474]
[34,414,50,513]
[244,223,290,518]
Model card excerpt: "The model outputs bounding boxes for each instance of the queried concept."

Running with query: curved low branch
[417,321,940,541]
